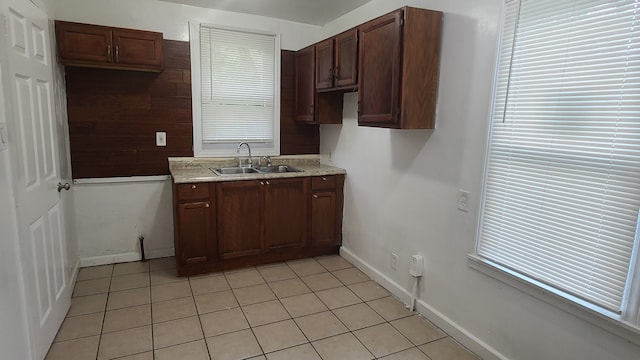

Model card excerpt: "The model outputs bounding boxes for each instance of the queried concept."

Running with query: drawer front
[177,183,210,200]
[312,175,337,190]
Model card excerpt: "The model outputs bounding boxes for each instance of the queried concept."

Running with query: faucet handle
[261,156,272,166]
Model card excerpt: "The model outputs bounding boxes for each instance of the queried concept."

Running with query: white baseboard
[340,246,509,360]
[79,248,175,267]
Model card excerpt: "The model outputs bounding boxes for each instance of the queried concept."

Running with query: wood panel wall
[66,40,193,178]
[66,43,320,179]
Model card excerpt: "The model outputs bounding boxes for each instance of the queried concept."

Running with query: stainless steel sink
[256,165,302,173]
[210,165,302,176]
[210,167,260,176]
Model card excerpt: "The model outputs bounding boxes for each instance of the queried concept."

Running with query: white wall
[73,179,175,266]
[320,1,640,360]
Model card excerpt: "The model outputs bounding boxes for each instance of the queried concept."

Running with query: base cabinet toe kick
[172,174,344,276]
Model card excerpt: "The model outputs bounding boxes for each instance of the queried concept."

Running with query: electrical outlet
[391,253,398,271]
[458,190,470,212]
[410,254,423,277]
[156,131,166,147]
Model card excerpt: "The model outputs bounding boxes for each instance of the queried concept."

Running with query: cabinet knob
[205,203,210,208]
[265,181,270,185]
[107,45,112,62]
[322,177,327,181]
[313,194,318,199]
[260,181,264,186]
[191,185,197,189]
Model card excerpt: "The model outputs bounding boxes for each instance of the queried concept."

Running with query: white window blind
[478,0,640,314]
[199,25,275,143]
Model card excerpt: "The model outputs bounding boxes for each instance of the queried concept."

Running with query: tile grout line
[185,273,213,360]
[145,264,155,359]
[231,266,268,358]
[94,264,114,360]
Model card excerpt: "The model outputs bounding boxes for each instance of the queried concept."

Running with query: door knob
[57,182,71,192]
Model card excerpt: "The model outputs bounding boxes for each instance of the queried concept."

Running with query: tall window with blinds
[191,24,280,156]
[477,0,640,322]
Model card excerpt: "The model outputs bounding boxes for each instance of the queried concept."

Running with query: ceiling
[159,0,373,26]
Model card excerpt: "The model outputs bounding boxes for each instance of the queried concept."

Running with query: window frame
[189,22,281,157]
[470,0,640,345]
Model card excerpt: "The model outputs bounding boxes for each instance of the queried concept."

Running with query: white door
[1,0,70,358]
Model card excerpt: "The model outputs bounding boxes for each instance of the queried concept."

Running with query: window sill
[467,254,640,345]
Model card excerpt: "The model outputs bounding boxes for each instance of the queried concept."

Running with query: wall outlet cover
[458,190,470,212]
[156,131,167,147]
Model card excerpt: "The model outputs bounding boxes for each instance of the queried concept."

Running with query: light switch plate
[156,131,166,147]
[0,122,8,151]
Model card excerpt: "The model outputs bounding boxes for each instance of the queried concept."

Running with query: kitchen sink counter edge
[169,155,346,184]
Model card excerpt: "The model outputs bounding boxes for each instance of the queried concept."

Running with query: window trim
[469,0,640,345]
[189,22,281,157]
[468,255,640,345]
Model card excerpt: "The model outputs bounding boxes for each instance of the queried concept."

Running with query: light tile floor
[46,255,481,360]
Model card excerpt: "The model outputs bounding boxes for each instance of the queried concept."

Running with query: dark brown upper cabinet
[55,21,163,72]
[358,7,443,129]
[295,45,316,123]
[295,45,343,125]
[315,28,358,91]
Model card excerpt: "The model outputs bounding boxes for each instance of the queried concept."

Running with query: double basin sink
[211,165,302,176]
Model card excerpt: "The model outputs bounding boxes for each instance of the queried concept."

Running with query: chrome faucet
[237,142,252,167]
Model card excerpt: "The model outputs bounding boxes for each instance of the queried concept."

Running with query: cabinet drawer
[177,183,210,200]
[312,175,337,190]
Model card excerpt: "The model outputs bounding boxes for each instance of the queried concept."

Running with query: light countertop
[169,155,346,184]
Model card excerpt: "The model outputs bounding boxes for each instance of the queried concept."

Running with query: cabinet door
[264,178,309,250]
[55,21,112,64]
[177,201,215,265]
[217,181,262,259]
[357,10,403,127]
[112,29,163,69]
[295,45,316,123]
[335,29,358,87]
[315,39,334,90]
[311,191,337,247]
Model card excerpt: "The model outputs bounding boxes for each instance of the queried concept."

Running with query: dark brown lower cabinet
[311,191,337,247]
[172,174,344,276]
[310,175,344,250]
[216,180,262,259]
[173,183,217,272]
[264,178,309,250]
